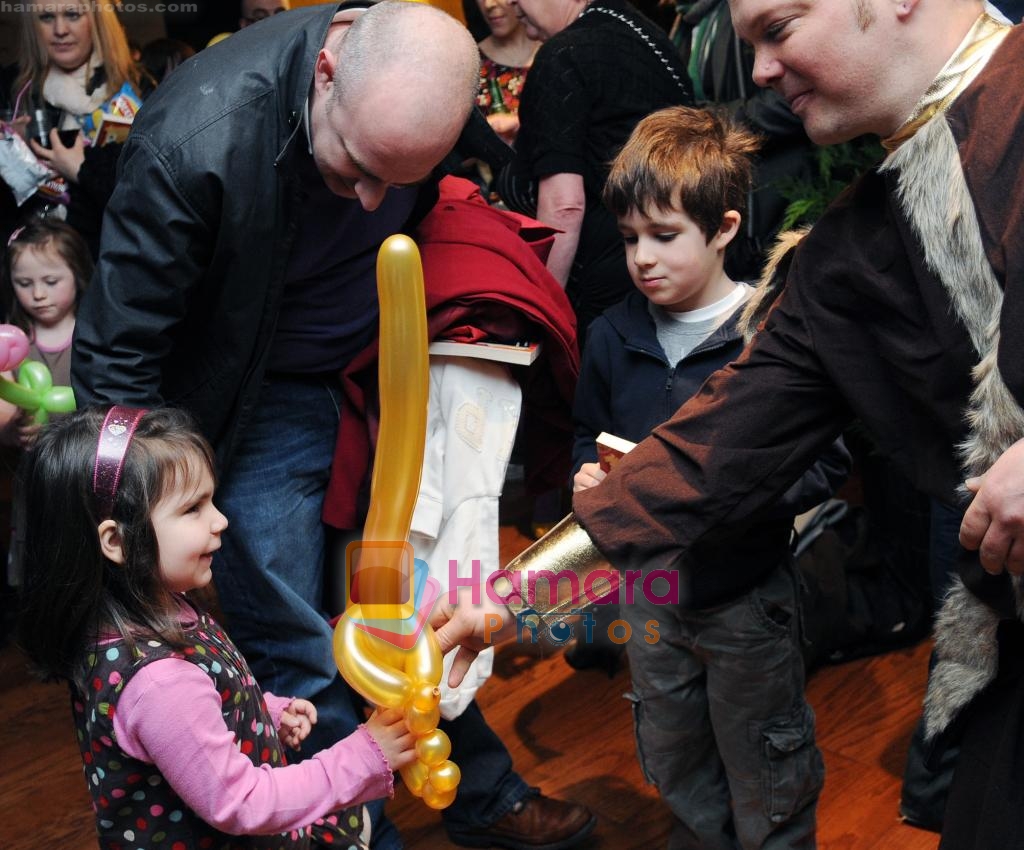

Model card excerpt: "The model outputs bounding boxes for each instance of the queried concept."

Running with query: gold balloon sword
[332,234,460,809]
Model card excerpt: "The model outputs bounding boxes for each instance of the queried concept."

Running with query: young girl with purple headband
[16,406,416,850]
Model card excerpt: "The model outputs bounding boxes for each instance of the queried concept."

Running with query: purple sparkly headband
[93,406,147,518]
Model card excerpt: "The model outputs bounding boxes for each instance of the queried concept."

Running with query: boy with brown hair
[572,105,848,849]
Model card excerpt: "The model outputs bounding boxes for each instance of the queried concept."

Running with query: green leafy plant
[775,136,885,230]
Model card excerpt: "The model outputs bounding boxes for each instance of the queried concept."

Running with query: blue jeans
[212,376,527,848]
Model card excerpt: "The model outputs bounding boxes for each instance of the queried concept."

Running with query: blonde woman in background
[1,3,143,256]
[11,3,139,138]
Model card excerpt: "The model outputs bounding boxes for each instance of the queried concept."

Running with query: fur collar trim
[880,111,1024,739]
[736,227,809,342]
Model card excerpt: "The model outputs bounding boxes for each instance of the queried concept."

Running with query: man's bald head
[332,1,480,132]
[308,2,480,209]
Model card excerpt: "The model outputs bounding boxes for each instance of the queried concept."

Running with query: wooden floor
[0,525,941,850]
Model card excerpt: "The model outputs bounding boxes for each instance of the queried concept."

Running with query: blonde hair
[12,4,140,109]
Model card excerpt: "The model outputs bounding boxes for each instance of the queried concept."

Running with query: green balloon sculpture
[0,324,76,424]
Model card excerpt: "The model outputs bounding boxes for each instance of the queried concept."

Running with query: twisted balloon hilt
[333,609,461,808]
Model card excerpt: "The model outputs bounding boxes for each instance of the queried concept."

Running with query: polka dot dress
[71,608,367,849]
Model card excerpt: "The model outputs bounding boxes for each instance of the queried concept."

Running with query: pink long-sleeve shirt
[109,629,393,836]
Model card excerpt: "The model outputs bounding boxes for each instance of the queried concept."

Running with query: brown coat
[575,25,1024,640]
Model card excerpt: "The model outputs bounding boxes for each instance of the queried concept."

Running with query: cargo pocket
[625,691,658,786]
[760,703,825,823]
[749,566,797,638]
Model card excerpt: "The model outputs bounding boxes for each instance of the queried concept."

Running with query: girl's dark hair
[16,406,217,684]
[3,219,93,337]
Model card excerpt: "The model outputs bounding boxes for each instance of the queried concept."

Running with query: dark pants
[940,620,1024,850]
[625,566,822,850]
[899,499,963,831]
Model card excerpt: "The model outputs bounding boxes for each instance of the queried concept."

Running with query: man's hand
[429,584,516,688]
[960,438,1024,575]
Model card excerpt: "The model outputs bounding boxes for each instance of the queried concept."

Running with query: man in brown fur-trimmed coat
[432,1,1024,847]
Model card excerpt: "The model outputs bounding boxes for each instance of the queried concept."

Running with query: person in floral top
[475,0,539,145]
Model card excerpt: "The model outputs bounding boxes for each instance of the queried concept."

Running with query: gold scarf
[882,13,1010,152]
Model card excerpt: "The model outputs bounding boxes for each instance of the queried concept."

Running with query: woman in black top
[503,0,692,335]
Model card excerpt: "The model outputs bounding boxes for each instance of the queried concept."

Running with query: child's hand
[573,462,606,493]
[279,698,317,751]
[364,708,416,771]
[15,414,42,450]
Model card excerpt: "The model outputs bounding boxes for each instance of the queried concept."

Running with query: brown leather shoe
[448,792,597,849]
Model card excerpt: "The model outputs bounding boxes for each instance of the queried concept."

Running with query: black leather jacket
[72,2,402,465]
